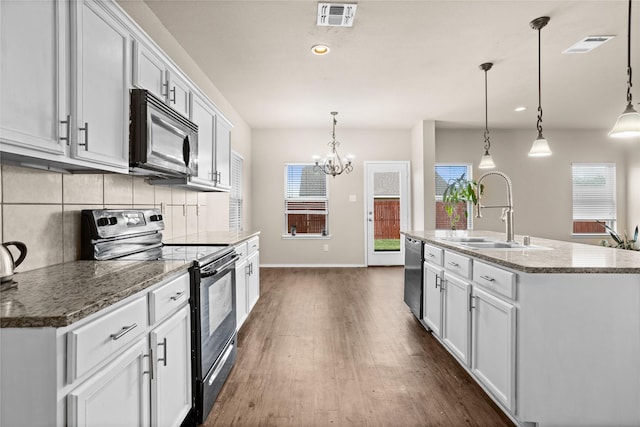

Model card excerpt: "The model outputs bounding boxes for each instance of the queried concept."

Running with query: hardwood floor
[205,267,514,426]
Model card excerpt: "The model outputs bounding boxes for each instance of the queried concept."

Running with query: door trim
[363,161,411,266]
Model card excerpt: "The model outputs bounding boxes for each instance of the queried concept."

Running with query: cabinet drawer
[444,251,472,279]
[247,236,259,255]
[473,261,516,300]
[149,272,190,324]
[424,244,443,265]
[235,241,248,260]
[68,296,148,382]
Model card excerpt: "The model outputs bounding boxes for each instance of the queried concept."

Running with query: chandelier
[314,111,353,177]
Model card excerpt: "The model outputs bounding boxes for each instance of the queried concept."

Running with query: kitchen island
[402,230,640,427]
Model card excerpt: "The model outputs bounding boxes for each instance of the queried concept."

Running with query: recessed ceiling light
[515,106,527,112]
[311,44,330,55]
[563,35,615,54]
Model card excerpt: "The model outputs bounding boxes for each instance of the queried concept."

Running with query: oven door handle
[200,254,239,278]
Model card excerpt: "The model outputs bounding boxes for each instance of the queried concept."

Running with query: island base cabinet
[517,273,640,427]
[441,272,471,366]
[67,337,151,427]
[151,305,192,427]
[423,262,444,336]
[470,287,516,412]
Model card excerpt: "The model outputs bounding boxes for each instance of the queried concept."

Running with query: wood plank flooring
[205,267,514,426]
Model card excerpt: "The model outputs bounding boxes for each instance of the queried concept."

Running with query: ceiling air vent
[317,3,357,27]
[562,35,615,54]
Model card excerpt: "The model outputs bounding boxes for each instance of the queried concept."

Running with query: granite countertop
[402,230,640,274]
[0,260,190,328]
[164,230,260,246]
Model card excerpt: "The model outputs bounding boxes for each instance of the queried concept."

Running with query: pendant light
[609,0,640,138]
[478,62,496,169]
[528,16,552,157]
[313,112,353,177]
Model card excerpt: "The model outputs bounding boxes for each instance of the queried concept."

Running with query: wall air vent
[562,35,615,54]
[317,3,357,27]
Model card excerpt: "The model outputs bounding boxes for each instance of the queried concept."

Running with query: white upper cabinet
[191,93,216,185]
[133,41,191,118]
[71,0,130,169]
[167,71,191,118]
[0,0,68,156]
[214,117,232,190]
[132,41,167,100]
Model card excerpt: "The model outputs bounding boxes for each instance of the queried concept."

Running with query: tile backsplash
[0,164,230,273]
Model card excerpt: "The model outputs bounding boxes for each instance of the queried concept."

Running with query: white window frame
[229,151,243,232]
[572,162,616,236]
[435,163,474,230]
[283,163,329,238]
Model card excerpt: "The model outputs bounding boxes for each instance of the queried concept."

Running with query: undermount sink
[460,241,525,249]
[440,236,491,243]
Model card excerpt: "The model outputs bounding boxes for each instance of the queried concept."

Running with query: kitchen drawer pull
[78,122,89,150]
[170,291,185,301]
[427,253,435,258]
[480,275,495,282]
[109,323,137,341]
[158,338,167,366]
[60,115,70,145]
[448,261,459,267]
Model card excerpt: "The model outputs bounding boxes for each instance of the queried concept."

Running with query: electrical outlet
[323,244,329,252]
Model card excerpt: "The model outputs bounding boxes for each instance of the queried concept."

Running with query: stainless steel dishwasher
[403,236,424,319]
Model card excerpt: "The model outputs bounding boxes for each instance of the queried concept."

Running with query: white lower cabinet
[67,337,151,427]
[441,272,471,365]
[423,261,444,337]
[235,236,260,331]
[151,305,192,427]
[470,286,516,412]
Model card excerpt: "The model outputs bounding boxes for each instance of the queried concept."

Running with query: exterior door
[365,162,410,266]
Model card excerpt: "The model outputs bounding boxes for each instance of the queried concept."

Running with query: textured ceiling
[141,0,640,131]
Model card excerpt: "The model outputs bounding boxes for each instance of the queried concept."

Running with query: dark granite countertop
[0,260,190,328]
[402,230,640,274]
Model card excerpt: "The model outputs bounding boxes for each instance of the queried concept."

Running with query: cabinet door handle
[469,294,476,311]
[480,275,495,282]
[162,81,169,99]
[157,338,167,366]
[447,261,459,267]
[110,323,137,340]
[170,86,176,103]
[78,122,89,150]
[143,348,154,379]
[60,115,70,145]
[170,291,185,301]
[435,275,440,289]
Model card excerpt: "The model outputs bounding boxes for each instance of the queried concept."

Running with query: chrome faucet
[475,171,515,242]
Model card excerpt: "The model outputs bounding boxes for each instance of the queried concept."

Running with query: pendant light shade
[478,62,496,169]
[609,0,640,138]
[528,16,552,157]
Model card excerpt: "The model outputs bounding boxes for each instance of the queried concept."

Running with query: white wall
[435,127,639,243]
[252,128,411,266]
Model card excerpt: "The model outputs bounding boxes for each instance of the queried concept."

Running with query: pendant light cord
[484,68,490,150]
[626,0,633,105]
[536,25,543,135]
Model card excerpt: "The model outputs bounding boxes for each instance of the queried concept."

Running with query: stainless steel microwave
[129,89,198,178]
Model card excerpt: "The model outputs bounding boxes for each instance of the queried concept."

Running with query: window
[572,163,616,235]
[284,164,328,236]
[229,151,243,232]
[435,164,473,230]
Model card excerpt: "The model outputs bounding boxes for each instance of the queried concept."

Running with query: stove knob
[108,217,118,225]
[97,217,109,227]
[150,214,163,222]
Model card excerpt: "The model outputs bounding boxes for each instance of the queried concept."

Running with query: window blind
[435,164,471,198]
[572,163,616,221]
[229,152,243,231]
[285,165,327,199]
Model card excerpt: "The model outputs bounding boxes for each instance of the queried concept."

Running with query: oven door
[195,256,237,377]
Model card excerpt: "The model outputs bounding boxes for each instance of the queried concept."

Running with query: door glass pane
[373,172,400,252]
